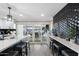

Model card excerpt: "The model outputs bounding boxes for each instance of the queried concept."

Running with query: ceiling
[0,3,67,22]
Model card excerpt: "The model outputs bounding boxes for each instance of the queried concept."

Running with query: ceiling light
[41,13,44,16]
[19,14,23,16]
[7,7,12,21]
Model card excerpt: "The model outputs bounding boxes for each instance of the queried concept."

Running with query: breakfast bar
[0,35,30,56]
[49,35,79,56]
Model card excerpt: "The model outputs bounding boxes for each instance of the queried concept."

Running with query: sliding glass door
[23,25,48,43]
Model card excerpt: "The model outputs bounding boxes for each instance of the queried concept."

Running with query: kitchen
[0,3,79,56]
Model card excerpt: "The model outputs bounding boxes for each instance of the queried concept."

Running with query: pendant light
[7,7,12,21]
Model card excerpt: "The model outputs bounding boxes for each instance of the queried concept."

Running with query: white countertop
[0,35,30,52]
[49,35,79,54]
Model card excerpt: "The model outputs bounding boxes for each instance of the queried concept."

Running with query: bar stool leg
[52,42,55,56]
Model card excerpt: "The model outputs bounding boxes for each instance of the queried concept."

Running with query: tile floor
[28,43,53,56]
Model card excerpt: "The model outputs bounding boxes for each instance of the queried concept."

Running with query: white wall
[15,21,50,25]
[49,21,53,31]
[16,24,24,39]
[15,21,53,39]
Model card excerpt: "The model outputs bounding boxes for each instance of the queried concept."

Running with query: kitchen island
[0,35,30,53]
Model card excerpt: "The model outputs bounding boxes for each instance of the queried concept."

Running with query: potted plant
[68,25,76,43]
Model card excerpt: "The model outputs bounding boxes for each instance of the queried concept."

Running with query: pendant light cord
[8,7,11,15]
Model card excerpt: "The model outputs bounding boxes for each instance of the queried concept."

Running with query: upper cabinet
[0,19,16,29]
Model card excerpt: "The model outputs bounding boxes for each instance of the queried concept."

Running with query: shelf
[0,29,16,31]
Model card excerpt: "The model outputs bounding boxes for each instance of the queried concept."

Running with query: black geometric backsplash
[53,19,68,38]
[53,3,79,41]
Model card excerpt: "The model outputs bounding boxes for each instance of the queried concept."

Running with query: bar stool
[52,41,65,56]
[50,40,54,55]
[22,41,28,56]
[50,39,53,49]
[15,41,26,56]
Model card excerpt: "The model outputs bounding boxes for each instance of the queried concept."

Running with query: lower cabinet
[50,38,78,56]
[0,51,19,56]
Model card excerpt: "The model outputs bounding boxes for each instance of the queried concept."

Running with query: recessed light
[19,14,23,16]
[41,13,44,16]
